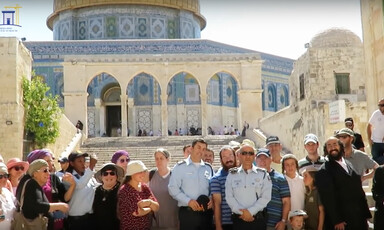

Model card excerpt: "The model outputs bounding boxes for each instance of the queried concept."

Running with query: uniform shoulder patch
[229,167,239,174]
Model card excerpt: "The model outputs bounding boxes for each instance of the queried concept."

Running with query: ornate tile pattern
[137,17,148,38]
[78,20,87,40]
[151,18,166,39]
[181,20,193,39]
[119,16,135,38]
[89,17,103,39]
[106,16,117,38]
[60,20,71,40]
[137,109,152,131]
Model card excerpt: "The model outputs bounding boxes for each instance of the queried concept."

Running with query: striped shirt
[266,169,290,227]
[210,168,232,225]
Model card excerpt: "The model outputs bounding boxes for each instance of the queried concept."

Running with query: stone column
[161,93,168,136]
[201,92,207,136]
[238,89,263,128]
[127,98,135,136]
[94,98,104,136]
[120,94,128,137]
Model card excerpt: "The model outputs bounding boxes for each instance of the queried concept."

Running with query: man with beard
[225,145,272,230]
[316,137,371,230]
[210,146,237,230]
[335,128,378,182]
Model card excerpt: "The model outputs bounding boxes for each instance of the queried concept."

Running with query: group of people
[0,99,382,230]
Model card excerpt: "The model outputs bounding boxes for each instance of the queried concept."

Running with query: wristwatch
[281,219,286,223]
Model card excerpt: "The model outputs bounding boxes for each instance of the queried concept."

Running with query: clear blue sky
[0,0,362,59]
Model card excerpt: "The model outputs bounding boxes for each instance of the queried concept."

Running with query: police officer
[225,145,272,230]
[168,138,214,230]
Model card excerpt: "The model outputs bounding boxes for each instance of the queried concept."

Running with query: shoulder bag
[11,179,48,230]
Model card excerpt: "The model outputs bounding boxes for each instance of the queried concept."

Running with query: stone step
[80,135,246,171]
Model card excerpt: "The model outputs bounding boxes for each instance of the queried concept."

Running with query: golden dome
[47,0,206,30]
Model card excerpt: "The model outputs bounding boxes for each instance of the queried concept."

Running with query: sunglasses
[337,135,350,139]
[119,158,129,163]
[240,151,255,156]
[102,171,116,176]
[378,104,384,107]
[12,166,25,171]
[0,174,9,179]
[37,169,49,173]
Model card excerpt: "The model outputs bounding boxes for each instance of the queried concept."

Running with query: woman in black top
[17,159,68,230]
[92,163,124,230]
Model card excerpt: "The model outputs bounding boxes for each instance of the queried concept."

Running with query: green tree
[23,76,61,148]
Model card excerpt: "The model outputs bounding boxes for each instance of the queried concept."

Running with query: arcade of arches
[62,56,263,138]
[88,71,239,137]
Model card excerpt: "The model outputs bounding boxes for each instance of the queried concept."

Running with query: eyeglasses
[378,104,384,107]
[102,171,116,176]
[240,151,255,156]
[37,169,49,173]
[0,174,9,179]
[12,166,24,171]
[119,158,129,163]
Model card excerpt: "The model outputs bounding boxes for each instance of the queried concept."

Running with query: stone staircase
[80,135,245,171]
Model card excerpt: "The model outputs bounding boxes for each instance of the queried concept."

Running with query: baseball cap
[335,128,354,137]
[289,210,308,219]
[68,151,89,162]
[256,148,271,158]
[304,133,318,144]
[266,136,280,145]
[58,156,69,163]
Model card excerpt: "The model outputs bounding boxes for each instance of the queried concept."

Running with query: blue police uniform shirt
[168,156,213,207]
[225,165,272,216]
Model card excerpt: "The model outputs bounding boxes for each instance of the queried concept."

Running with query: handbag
[11,179,48,230]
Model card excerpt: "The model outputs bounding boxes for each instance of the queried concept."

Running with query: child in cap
[288,210,307,230]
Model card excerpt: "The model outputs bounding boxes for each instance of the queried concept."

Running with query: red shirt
[118,183,157,230]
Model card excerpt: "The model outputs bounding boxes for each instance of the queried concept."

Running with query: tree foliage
[22,76,61,148]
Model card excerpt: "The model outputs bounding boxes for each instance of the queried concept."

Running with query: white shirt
[68,168,98,216]
[0,187,16,229]
[285,173,305,211]
[369,109,384,143]
[336,158,349,173]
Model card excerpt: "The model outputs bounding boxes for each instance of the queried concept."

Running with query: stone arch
[126,72,162,137]
[167,71,201,136]
[86,72,120,137]
[267,83,277,112]
[206,71,239,135]
[279,85,289,108]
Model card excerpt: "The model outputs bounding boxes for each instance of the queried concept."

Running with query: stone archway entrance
[106,105,121,137]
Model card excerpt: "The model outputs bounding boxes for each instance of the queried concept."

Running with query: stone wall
[0,37,32,160]
[361,0,384,114]
[258,29,369,160]
[259,101,368,161]
[45,115,79,160]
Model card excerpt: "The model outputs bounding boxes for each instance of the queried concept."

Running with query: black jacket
[316,159,371,230]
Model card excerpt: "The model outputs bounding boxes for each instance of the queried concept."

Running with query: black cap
[58,157,68,163]
[68,151,88,162]
[266,136,280,145]
[196,195,210,211]
[256,148,271,158]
